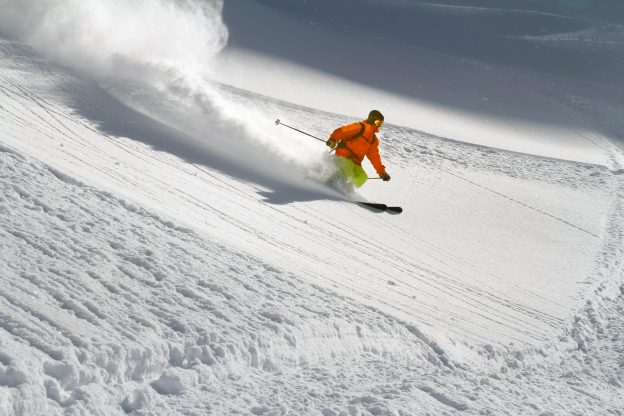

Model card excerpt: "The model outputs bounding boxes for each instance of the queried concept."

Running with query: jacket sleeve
[366,137,386,176]
[330,122,362,141]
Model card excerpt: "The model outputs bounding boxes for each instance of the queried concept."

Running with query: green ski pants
[336,157,368,188]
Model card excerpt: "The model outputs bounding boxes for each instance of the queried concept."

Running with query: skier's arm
[367,138,386,176]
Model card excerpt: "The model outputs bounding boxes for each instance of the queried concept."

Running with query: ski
[355,202,403,214]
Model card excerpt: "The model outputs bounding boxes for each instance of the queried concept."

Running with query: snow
[1,142,623,414]
[213,0,616,165]
[1,0,624,415]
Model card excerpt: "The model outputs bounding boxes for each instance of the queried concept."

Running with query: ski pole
[275,119,326,143]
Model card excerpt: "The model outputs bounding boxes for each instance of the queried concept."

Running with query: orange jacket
[330,121,386,175]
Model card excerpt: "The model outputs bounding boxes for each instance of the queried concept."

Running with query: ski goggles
[373,119,384,127]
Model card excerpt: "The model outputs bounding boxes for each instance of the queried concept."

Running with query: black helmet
[367,110,384,123]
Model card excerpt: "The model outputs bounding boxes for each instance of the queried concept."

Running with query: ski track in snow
[1,38,623,415]
[0,39,603,347]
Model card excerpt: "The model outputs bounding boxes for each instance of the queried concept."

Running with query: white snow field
[1,0,624,415]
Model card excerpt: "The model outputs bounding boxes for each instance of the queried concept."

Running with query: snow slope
[1,0,624,414]
[2,142,622,415]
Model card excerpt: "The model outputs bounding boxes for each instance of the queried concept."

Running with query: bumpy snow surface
[1,1,624,415]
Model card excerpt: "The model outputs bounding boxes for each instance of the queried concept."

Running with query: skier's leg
[351,164,368,188]
[337,158,368,188]
[328,158,346,184]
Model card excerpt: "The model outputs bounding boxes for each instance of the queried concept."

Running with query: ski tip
[386,206,403,214]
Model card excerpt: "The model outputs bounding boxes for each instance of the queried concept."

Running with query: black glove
[326,139,337,149]
[380,172,391,181]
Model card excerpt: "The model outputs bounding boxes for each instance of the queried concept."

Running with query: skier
[326,110,391,188]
